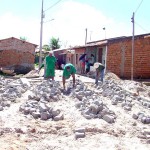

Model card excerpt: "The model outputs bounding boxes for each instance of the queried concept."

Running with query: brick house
[106,33,150,79]
[0,37,38,74]
[56,33,150,79]
[85,33,150,79]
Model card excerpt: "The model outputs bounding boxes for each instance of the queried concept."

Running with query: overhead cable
[44,0,62,12]
[135,0,144,14]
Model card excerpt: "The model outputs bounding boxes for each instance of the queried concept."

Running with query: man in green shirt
[40,51,57,80]
[94,62,105,85]
[62,63,76,89]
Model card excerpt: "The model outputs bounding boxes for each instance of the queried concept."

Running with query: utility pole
[103,27,106,39]
[85,28,87,45]
[131,12,135,80]
[39,0,44,69]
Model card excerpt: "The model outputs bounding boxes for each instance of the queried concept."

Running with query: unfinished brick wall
[0,37,37,73]
[107,36,150,79]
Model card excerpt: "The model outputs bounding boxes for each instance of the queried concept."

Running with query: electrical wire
[135,0,144,14]
[44,0,62,12]
[135,21,149,32]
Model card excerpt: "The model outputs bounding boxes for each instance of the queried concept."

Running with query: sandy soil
[0,74,150,150]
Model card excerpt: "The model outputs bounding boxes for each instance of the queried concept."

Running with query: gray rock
[53,95,59,101]
[89,104,100,114]
[76,94,83,101]
[103,115,115,123]
[138,113,145,119]
[85,91,92,97]
[32,111,40,119]
[53,113,64,121]
[147,104,150,108]
[83,114,92,119]
[121,102,126,107]
[75,132,85,139]
[75,102,83,108]
[19,105,25,112]
[5,101,11,107]
[24,107,30,115]
[97,113,103,119]
[132,114,138,119]
[39,103,48,112]
[29,108,36,114]
[113,95,121,101]
[74,128,85,133]
[142,102,148,107]
[127,102,133,107]
[0,106,3,111]
[51,109,60,117]
[141,116,147,124]
[98,105,103,112]
[40,112,49,120]
[146,117,150,124]
[111,100,118,105]
[123,106,131,111]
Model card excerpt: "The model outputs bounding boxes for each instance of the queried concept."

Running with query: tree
[42,44,50,51]
[20,36,27,41]
[49,37,60,50]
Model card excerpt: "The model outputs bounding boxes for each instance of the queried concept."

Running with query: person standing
[62,63,76,89]
[79,53,86,74]
[85,59,90,74]
[94,62,105,85]
[39,51,57,80]
[89,54,95,66]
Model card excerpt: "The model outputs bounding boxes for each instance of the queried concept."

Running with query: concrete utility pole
[85,28,87,45]
[103,27,106,39]
[131,12,135,80]
[39,0,44,69]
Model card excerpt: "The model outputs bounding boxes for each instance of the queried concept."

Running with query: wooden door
[98,48,103,63]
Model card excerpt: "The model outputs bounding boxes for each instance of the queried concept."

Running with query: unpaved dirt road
[0,73,150,150]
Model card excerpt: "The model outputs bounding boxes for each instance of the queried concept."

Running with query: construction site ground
[0,70,150,150]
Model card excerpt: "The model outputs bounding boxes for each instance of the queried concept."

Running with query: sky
[0,0,149,48]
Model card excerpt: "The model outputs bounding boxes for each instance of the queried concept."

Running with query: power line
[44,0,62,12]
[135,21,149,32]
[135,0,144,14]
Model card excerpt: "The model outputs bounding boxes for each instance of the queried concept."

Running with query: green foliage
[49,37,60,50]
[42,44,50,51]
[20,36,28,41]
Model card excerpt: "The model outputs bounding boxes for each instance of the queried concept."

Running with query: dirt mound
[105,71,120,80]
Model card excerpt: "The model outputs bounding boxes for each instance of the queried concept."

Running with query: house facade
[106,34,150,79]
[0,37,37,74]
[86,33,150,79]
[52,33,150,79]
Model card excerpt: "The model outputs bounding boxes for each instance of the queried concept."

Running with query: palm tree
[49,37,60,50]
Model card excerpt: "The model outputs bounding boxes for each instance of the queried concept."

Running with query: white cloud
[0,12,40,44]
[42,0,135,46]
[0,1,134,47]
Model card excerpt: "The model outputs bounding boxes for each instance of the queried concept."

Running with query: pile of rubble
[64,78,150,124]
[96,79,150,124]
[66,80,117,123]
[19,80,64,121]
[0,77,29,111]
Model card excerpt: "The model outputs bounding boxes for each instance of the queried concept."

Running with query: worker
[89,54,95,66]
[39,51,57,80]
[79,53,86,74]
[94,62,105,85]
[62,63,76,89]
